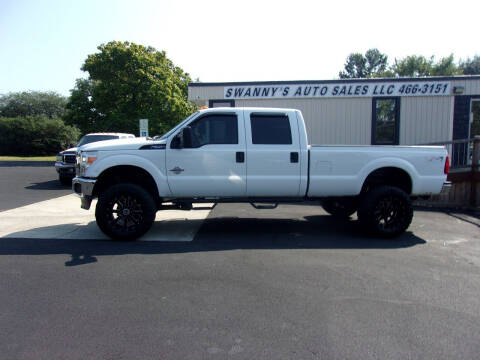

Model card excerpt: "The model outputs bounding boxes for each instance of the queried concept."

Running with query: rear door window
[250,114,292,145]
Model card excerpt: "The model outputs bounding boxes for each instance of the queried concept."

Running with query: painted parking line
[0,194,213,241]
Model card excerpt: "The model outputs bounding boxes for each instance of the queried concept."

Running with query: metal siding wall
[234,98,371,145]
[472,80,480,94]
[451,79,480,95]
[400,96,453,144]
[189,86,224,102]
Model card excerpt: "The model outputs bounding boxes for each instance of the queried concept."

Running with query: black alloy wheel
[358,186,413,238]
[95,183,156,240]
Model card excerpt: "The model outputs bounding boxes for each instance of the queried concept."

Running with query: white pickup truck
[72,107,449,240]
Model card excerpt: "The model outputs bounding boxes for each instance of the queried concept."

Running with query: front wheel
[357,186,413,238]
[95,183,156,240]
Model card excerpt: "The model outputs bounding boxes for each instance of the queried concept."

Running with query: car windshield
[77,135,118,147]
[158,112,199,140]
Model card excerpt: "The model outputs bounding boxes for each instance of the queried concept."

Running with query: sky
[1,0,479,96]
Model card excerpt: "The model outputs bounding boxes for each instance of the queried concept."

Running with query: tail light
[444,155,450,174]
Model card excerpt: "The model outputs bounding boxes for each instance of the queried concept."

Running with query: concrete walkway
[0,194,213,241]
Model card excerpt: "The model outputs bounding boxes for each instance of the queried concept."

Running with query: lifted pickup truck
[73,107,449,240]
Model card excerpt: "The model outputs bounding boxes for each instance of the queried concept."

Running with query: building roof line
[189,75,480,87]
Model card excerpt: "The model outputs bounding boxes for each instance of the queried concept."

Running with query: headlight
[79,151,98,166]
[56,153,63,162]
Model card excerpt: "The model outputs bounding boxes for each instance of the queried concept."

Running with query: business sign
[224,81,451,99]
[139,118,148,137]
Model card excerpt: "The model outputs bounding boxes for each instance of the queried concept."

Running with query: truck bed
[307,145,447,197]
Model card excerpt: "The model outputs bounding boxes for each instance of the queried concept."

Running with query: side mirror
[170,126,193,149]
[171,134,182,149]
[182,126,193,148]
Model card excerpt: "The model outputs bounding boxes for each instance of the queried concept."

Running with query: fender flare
[88,154,172,198]
[356,157,420,194]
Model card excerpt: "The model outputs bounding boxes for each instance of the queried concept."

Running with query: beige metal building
[189,76,480,146]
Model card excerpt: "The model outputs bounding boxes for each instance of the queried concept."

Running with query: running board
[250,202,278,210]
[161,202,217,211]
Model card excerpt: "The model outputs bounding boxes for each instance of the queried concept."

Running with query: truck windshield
[77,135,118,147]
[158,112,199,140]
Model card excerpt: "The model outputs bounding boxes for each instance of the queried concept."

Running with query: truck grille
[63,154,76,164]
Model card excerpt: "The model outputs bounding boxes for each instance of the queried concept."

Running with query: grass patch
[0,156,56,161]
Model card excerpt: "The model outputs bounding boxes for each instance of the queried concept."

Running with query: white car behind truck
[55,132,135,184]
[72,107,450,240]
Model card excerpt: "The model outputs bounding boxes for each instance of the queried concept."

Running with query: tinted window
[77,135,118,146]
[372,98,399,145]
[189,114,238,147]
[251,114,292,144]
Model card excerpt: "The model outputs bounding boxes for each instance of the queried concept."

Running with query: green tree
[459,55,480,75]
[390,54,461,77]
[391,55,433,77]
[430,54,460,76]
[339,48,389,79]
[63,79,103,134]
[0,91,67,118]
[64,41,196,136]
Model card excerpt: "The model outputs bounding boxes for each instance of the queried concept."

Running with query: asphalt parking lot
[1,163,480,360]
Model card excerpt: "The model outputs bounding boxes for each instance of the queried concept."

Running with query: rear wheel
[95,183,156,240]
[322,198,358,218]
[357,186,413,238]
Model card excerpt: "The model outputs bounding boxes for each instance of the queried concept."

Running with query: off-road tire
[95,183,156,241]
[357,186,413,238]
[322,198,358,218]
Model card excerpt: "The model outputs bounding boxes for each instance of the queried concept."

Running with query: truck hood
[79,138,165,151]
[61,147,77,154]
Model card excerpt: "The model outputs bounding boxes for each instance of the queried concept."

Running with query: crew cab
[55,132,135,184]
[72,107,449,240]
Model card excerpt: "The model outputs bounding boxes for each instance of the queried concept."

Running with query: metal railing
[423,136,480,170]
[419,136,479,208]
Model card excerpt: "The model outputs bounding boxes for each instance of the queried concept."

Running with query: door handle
[236,152,245,163]
[169,166,184,174]
[290,152,299,163]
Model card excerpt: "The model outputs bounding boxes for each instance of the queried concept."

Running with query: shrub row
[0,116,80,156]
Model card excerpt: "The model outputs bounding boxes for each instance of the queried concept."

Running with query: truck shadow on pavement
[25,179,71,190]
[0,215,426,267]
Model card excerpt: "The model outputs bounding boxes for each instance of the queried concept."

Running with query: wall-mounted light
[453,86,464,95]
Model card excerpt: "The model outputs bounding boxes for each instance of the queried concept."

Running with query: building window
[209,99,235,108]
[250,114,292,144]
[372,98,400,145]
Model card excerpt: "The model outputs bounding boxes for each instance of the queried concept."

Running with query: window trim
[185,112,239,148]
[371,97,400,145]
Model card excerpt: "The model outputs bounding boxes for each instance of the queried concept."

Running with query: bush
[0,116,80,156]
